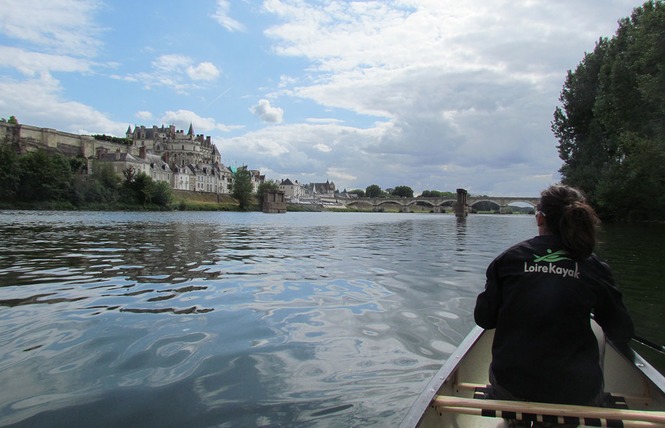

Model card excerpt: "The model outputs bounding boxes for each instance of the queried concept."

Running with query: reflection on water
[0,211,661,427]
[596,222,665,372]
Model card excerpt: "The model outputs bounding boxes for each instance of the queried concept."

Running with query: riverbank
[0,190,241,212]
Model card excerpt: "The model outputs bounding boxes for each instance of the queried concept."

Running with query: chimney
[140,145,147,160]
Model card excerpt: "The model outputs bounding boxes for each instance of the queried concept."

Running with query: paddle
[632,334,665,355]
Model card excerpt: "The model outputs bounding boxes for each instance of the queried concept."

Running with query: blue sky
[0,0,640,196]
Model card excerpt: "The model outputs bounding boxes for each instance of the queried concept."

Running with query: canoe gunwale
[398,326,485,428]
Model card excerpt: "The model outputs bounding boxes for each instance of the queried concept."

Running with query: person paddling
[474,185,634,426]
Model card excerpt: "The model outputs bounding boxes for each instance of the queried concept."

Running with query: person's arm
[592,260,634,345]
[474,260,502,329]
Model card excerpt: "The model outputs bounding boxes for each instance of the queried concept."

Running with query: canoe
[400,325,665,428]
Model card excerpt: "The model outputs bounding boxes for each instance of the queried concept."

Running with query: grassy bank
[172,190,240,211]
[0,190,242,212]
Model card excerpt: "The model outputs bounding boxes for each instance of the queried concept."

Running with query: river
[0,211,662,427]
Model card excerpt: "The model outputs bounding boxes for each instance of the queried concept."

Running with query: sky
[0,0,641,196]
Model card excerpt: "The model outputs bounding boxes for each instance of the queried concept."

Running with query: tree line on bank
[553,0,665,221]
[347,185,455,199]
[0,145,174,209]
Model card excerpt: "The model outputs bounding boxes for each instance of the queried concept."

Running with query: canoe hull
[401,326,665,428]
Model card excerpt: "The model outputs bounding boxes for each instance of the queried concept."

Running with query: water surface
[0,211,661,427]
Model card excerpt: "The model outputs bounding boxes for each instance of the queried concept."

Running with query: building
[94,145,174,184]
[305,180,336,198]
[279,178,304,200]
[0,120,262,197]
[123,123,236,195]
[125,124,221,167]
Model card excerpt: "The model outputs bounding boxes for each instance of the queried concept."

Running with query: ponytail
[539,185,600,260]
[558,201,600,260]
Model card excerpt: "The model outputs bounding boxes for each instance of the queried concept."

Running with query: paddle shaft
[632,335,665,355]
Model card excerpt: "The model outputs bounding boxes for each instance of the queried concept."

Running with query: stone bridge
[344,191,540,215]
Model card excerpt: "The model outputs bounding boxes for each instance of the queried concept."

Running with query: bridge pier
[455,188,469,217]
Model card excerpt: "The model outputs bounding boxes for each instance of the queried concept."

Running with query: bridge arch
[337,193,540,212]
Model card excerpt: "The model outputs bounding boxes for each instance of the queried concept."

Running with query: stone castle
[0,121,264,195]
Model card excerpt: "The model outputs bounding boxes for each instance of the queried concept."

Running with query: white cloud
[251,99,284,123]
[160,109,235,133]
[135,111,153,121]
[211,0,245,32]
[0,73,125,135]
[216,120,387,186]
[0,0,102,57]
[186,62,221,81]
[247,0,637,193]
[153,54,192,74]
[125,54,221,93]
[0,46,94,76]
[313,143,331,153]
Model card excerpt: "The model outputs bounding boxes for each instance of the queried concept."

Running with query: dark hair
[538,185,600,260]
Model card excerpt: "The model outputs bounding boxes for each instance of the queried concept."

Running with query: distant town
[0,119,347,204]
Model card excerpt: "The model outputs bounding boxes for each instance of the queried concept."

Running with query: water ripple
[0,212,548,427]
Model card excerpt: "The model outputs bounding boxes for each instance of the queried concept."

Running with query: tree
[93,161,121,192]
[365,184,382,198]
[131,172,154,205]
[392,185,414,198]
[256,179,279,208]
[420,190,455,198]
[151,181,173,207]
[552,39,610,204]
[17,150,72,202]
[70,161,121,205]
[552,0,665,219]
[0,144,20,201]
[121,169,155,206]
[348,189,365,197]
[232,167,254,210]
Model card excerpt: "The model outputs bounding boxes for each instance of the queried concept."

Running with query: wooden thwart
[433,395,665,426]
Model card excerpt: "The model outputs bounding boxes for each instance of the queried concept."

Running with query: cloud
[124,54,221,93]
[159,109,236,133]
[313,143,332,153]
[0,0,103,57]
[211,0,245,32]
[0,46,94,76]
[186,62,221,81]
[251,99,284,123]
[215,121,386,184]
[135,111,153,121]
[0,72,125,135]
[245,0,636,194]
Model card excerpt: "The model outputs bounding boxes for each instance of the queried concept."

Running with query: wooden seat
[468,386,628,426]
[432,390,665,427]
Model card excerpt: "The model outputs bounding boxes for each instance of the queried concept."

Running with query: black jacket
[474,234,634,405]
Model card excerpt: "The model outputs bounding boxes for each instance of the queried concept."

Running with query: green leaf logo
[533,249,571,263]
